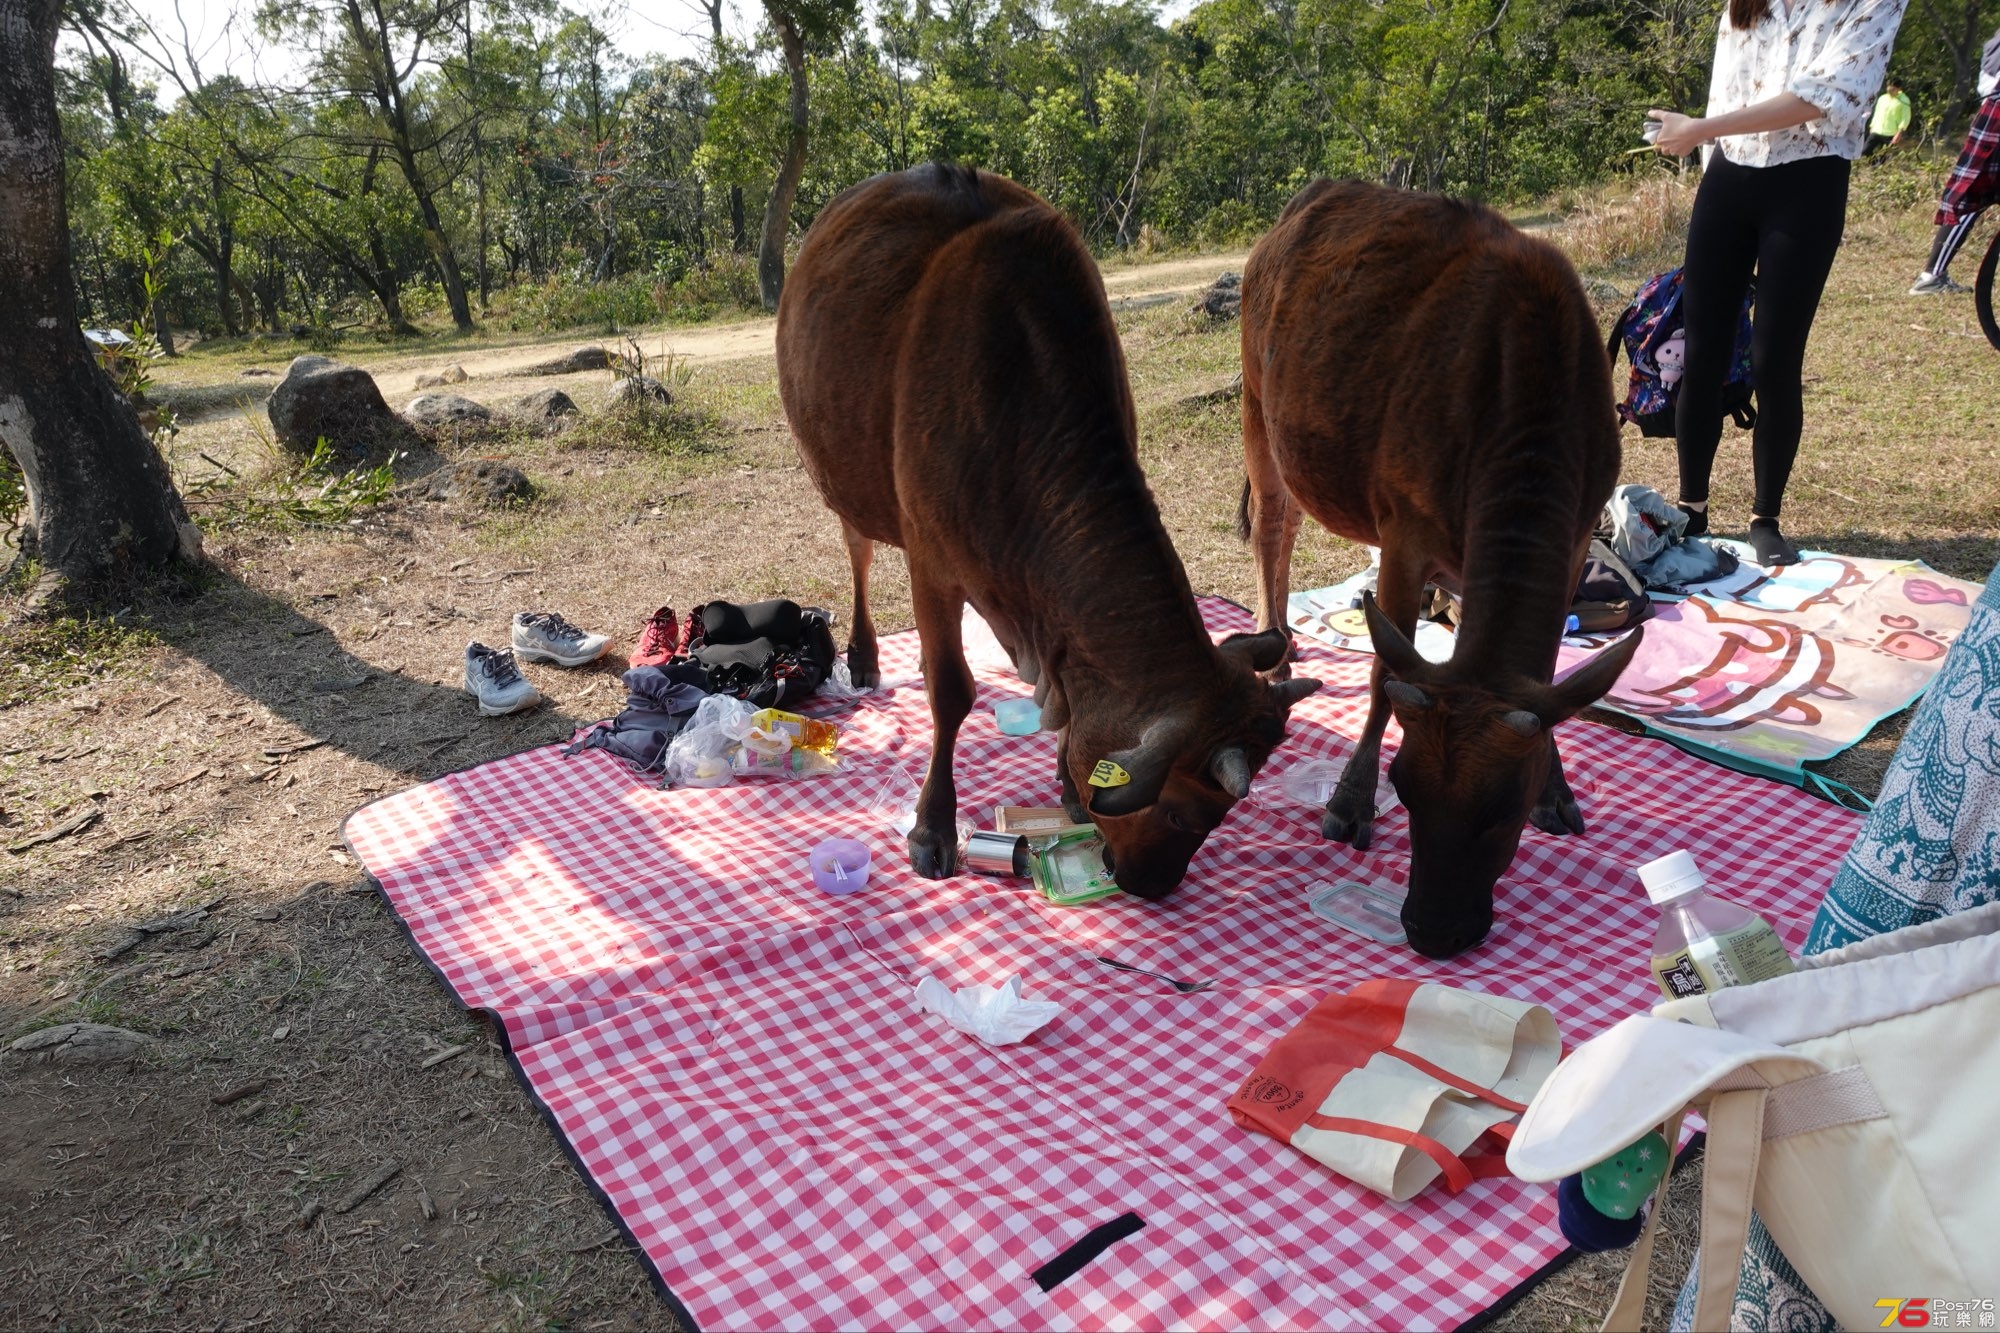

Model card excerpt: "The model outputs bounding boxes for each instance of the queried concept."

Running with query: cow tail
[1236,476,1252,543]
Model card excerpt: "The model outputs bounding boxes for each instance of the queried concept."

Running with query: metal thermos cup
[964,831,1029,877]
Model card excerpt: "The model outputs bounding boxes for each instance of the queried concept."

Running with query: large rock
[606,375,672,408]
[512,388,579,421]
[403,459,534,507]
[8,1022,156,1064]
[267,355,411,461]
[524,345,613,375]
[1189,271,1243,323]
[403,393,493,426]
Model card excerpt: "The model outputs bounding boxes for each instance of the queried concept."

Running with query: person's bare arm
[1648,93,1826,156]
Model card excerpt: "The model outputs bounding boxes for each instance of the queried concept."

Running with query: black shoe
[1747,517,1799,567]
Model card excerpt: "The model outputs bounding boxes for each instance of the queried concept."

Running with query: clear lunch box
[1307,881,1408,946]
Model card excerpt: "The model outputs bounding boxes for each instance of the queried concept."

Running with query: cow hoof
[1530,798,1586,837]
[845,643,880,690]
[1320,798,1375,850]
[908,826,960,879]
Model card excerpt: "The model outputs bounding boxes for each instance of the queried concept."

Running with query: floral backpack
[1606,268,1757,438]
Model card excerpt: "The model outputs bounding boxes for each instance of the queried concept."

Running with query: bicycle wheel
[1977,223,2000,351]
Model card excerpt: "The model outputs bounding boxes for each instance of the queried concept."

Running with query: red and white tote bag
[1229,979,1561,1201]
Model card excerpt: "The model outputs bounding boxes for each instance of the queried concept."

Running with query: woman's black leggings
[1675,152,1850,520]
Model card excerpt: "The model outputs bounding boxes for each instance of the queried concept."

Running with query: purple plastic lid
[810,838,872,895]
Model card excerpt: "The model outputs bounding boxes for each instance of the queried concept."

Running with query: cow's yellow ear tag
[1088,760,1131,789]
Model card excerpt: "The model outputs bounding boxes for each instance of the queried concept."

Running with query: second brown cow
[780,164,1318,896]
[1241,180,1643,959]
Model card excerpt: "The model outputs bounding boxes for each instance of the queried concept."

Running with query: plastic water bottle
[1639,850,1795,1000]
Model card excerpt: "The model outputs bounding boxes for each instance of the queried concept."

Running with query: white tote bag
[1507,900,2000,1332]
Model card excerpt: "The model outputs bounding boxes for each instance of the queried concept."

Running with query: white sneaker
[511,611,611,668]
[1909,273,1970,295]
[464,642,542,716]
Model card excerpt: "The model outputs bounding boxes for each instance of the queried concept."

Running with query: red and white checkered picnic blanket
[345,598,1859,1332]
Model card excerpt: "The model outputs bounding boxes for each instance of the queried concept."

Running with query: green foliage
[200,439,401,532]
[56,0,1980,329]
[563,391,727,458]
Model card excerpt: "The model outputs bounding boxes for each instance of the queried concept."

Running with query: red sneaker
[630,606,680,667]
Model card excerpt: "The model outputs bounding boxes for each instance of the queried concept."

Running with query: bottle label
[1651,920,1794,999]
[1695,920,1795,987]
[1651,950,1708,1000]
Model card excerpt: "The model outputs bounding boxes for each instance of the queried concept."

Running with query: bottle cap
[1638,850,1706,904]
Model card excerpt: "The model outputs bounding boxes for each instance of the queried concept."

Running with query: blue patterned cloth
[1673,561,2000,1332]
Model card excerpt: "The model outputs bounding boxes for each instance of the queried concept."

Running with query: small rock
[251,908,281,922]
[1584,277,1629,306]
[606,375,671,408]
[523,345,612,375]
[1189,272,1243,322]
[403,459,534,508]
[412,363,468,390]
[403,393,493,426]
[8,1022,156,1064]
[512,388,579,421]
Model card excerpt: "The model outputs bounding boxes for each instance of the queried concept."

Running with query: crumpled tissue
[913,975,1061,1046]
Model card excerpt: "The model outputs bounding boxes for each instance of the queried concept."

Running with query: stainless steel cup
[964,831,1029,877]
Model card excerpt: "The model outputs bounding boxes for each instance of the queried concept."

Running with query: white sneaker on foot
[464,642,542,715]
[1909,273,1969,295]
[511,611,611,667]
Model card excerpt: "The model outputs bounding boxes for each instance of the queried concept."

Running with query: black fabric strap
[1030,1212,1145,1293]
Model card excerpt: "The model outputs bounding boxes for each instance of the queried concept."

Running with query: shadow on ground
[134,570,601,781]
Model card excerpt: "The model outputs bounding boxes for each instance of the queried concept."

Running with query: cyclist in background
[1910,24,2000,295]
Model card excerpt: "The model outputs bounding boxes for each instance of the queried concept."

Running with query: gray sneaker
[464,642,542,716]
[1909,273,1970,295]
[511,611,611,668]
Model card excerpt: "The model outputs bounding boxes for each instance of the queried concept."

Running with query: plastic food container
[992,698,1042,736]
[1278,759,1400,815]
[1031,829,1122,906]
[809,839,872,895]
[1307,881,1408,946]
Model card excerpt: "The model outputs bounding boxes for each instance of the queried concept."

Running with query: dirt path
[356,250,1251,387]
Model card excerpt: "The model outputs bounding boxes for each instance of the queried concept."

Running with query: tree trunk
[0,0,199,582]
[758,8,809,312]
[731,185,747,252]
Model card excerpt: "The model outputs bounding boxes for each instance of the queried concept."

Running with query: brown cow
[778,164,1318,895]
[1240,180,1643,959]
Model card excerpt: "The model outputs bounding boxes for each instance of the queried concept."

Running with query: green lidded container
[1030,829,1122,906]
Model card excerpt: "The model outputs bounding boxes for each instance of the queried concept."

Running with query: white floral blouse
[1704,0,1910,166]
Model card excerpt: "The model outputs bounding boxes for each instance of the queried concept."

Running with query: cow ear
[1540,626,1644,723]
[1360,591,1428,681]
[1219,627,1291,673]
[1086,716,1186,817]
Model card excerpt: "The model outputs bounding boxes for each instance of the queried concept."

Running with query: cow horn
[1499,709,1541,737]
[1542,625,1646,722]
[1212,747,1252,798]
[1384,680,1433,711]
[1271,676,1321,709]
[1360,591,1428,681]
